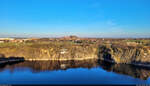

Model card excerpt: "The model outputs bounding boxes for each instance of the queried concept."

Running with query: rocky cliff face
[1,41,150,66]
[99,44,150,66]
[0,43,98,60]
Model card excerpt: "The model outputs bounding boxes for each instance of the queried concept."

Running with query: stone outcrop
[0,43,98,60]
[99,44,150,66]
[0,41,150,67]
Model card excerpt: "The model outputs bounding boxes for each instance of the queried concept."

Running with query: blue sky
[0,0,150,38]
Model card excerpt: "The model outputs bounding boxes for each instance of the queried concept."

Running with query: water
[0,59,150,85]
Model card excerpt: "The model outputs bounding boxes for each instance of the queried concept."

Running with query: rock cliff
[99,44,150,66]
[1,41,150,67]
[0,42,98,60]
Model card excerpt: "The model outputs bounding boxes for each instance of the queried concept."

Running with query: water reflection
[1,59,150,80]
[99,61,150,80]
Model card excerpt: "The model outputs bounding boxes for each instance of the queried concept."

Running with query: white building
[0,40,4,43]
[0,38,14,41]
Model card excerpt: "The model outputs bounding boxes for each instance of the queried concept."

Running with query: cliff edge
[99,43,150,66]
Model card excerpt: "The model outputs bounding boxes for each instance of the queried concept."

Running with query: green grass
[125,39,150,43]
[123,39,150,46]
[0,42,19,47]
[0,41,79,48]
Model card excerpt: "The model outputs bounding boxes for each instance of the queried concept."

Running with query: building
[0,40,4,43]
[0,38,15,43]
[0,38,14,41]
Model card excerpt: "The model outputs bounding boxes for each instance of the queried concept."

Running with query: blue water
[0,61,150,84]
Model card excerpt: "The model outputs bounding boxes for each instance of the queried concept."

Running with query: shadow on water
[1,57,150,80]
[0,55,25,71]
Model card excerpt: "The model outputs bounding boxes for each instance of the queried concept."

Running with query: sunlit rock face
[99,44,150,65]
[0,41,150,66]
[0,43,98,60]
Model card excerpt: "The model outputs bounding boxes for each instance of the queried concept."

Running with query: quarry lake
[0,59,150,85]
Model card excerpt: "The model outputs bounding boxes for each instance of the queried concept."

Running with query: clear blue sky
[0,0,150,38]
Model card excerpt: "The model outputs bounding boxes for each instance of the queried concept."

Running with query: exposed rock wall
[99,44,150,65]
[0,44,98,60]
[1,42,150,66]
